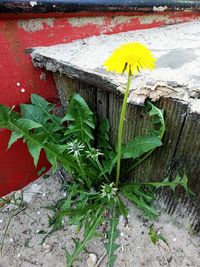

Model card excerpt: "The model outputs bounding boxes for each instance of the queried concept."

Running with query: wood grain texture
[139,98,189,182]
[172,102,200,196]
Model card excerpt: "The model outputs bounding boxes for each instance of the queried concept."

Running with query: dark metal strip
[1,0,200,14]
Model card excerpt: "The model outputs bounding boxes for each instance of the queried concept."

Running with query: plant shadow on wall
[0,43,193,267]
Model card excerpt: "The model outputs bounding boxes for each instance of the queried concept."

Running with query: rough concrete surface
[31,20,200,106]
[68,15,176,34]
[0,173,200,267]
[18,18,54,32]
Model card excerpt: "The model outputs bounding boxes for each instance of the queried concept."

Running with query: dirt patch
[0,173,199,267]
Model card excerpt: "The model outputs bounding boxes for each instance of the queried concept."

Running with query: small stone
[86,253,97,267]
[173,237,177,242]
[0,219,3,223]
[42,243,53,253]
[17,253,21,258]
[42,193,46,197]
[119,215,124,223]
[37,211,41,215]
[120,232,124,237]
[9,238,14,242]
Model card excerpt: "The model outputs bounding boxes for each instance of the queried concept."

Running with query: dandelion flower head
[104,42,156,76]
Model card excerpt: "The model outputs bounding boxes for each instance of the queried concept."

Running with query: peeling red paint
[0,12,199,196]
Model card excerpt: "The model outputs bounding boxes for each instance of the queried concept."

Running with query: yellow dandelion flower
[104,42,156,76]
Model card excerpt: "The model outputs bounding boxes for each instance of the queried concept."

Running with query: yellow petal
[104,42,156,76]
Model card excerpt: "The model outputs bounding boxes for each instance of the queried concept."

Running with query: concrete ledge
[31,20,200,107]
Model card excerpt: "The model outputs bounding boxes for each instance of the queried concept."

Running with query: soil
[0,172,200,267]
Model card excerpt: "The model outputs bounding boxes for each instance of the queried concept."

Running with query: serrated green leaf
[21,103,62,143]
[58,203,101,217]
[0,105,13,128]
[122,135,162,159]
[5,115,75,173]
[104,210,120,267]
[62,94,95,144]
[101,152,117,176]
[44,144,67,172]
[31,94,62,130]
[0,105,19,128]
[146,101,165,139]
[21,104,45,124]
[31,93,54,110]
[8,131,23,149]
[148,103,163,117]
[27,140,42,166]
[137,173,194,195]
[17,118,42,131]
[121,183,155,203]
[126,102,165,174]
[66,206,104,267]
[116,196,128,218]
[122,190,159,219]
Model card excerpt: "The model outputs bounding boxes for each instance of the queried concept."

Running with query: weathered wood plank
[172,99,200,195]
[143,98,189,182]
[96,89,109,123]
[53,73,77,112]
[76,82,97,112]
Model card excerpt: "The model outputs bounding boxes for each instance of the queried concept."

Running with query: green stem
[1,209,16,256]
[115,73,132,187]
[76,156,90,187]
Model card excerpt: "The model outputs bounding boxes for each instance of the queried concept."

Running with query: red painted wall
[0,11,199,196]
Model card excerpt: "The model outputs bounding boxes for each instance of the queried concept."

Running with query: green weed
[0,93,192,266]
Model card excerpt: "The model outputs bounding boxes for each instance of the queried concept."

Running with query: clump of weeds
[0,43,193,266]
